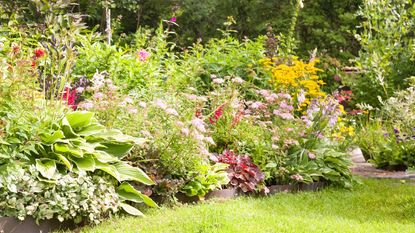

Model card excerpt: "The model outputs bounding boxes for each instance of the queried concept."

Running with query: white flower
[232,77,244,84]
[124,97,133,104]
[212,78,225,84]
[138,101,147,108]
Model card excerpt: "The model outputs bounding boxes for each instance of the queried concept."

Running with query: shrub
[214,150,267,193]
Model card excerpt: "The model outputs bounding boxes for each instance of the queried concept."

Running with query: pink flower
[251,101,263,109]
[78,101,94,110]
[137,49,150,62]
[191,118,206,133]
[155,99,167,110]
[170,17,177,22]
[181,128,190,136]
[76,87,85,93]
[93,92,104,99]
[165,108,179,116]
[124,97,134,104]
[290,174,304,181]
[204,137,215,145]
[231,77,244,84]
[308,152,316,159]
[127,107,138,114]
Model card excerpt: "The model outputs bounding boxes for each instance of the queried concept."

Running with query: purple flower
[137,49,150,62]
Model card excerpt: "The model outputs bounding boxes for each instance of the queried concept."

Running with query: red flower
[34,48,45,58]
[62,87,78,110]
[209,103,226,124]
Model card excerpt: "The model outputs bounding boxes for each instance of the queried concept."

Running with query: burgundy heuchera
[217,150,265,192]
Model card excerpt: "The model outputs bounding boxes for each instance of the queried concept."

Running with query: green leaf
[54,143,83,158]
[77,124,106,137]
[96,142,133,159]
[117,182,158,208]
[61,117,77,138]
[115,162,154,185]
[54,153,72,170]
[95,160,121,181]
[93,151,119,163]
[65,111,95,130]
[70,154,95,171]
[41,130,65,144]
[119,203,143,216]
[36,159,56,179]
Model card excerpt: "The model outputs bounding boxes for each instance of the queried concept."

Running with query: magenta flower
[137,49,150,62]
[170,17,177,22]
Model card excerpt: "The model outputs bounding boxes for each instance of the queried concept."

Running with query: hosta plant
[181,162,230,199]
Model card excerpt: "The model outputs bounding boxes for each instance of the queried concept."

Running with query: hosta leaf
[117,182,158,208]
[54,153,72,170]
[36,159,56,179]
[61,117,77,138]
[96,142,133,159]
[65,111,95,130]
[41,130,65,144]
[92,151,119,163]
[77,124,106,137]
[54,143,83,158]
[70,154,95,171]
[115,162,154,185]
[119,203,143,216]
[95,160,121,181]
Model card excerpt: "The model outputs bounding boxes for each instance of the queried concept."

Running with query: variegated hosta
[34,111,157,216]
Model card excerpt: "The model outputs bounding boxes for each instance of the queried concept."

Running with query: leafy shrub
[353,0,415,107]
[0,165,119,224]
[215,150,266,193]
[181,162,229,198]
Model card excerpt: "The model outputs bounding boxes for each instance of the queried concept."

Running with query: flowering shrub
[262,57,326,108]
[214,150,267,193]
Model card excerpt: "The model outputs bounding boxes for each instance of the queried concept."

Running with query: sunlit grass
[72,178,415,233]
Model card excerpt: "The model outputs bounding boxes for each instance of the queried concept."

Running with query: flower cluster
[262,57,326,108]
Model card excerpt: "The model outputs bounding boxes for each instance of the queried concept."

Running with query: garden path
[350,148,415,180]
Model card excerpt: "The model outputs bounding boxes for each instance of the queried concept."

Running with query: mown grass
[71,178,415,233]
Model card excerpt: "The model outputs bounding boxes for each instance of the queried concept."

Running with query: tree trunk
[105,5,111,45]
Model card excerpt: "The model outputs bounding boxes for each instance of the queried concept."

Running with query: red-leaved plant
[215,150,267,193]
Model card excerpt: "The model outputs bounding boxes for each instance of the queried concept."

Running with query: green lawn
[75,178,415,233]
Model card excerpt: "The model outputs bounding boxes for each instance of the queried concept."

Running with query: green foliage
[353,0,415,107]
[181,163,229,198]
[0,164,120,224]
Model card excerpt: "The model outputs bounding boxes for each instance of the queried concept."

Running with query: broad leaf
[115,162,154,185]
[70,154,95,171]
[117,182,158,208]
[95,160,121,181]
[119,203,143,216]
[54,143,83,158]
[41,130,65,144]
[54,153,72,170]
[77,124,106,137]
[96,142,133,159]
[36,159,56,179]
[65,111,95,130]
